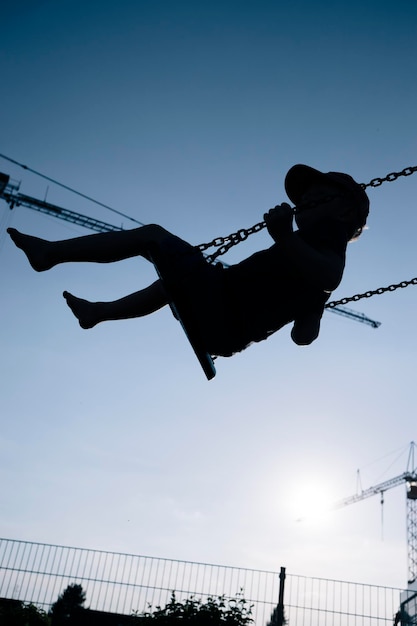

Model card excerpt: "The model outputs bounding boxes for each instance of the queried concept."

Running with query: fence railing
[0,537,405,625]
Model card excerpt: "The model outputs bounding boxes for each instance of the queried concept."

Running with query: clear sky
[1,0,417,592]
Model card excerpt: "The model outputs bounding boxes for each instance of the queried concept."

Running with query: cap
[285,164,369,225]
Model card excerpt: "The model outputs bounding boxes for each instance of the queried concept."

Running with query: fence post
[276,567,286,626]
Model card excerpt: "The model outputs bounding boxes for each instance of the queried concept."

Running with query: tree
[49,583,86,625]
[133,591,254,626]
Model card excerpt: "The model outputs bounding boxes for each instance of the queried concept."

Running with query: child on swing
[7,164,369,357]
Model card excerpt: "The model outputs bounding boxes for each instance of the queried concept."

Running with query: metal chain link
[197,164,417,263]
[327,166,417,306]
[197,195,339,262]
[198,221,266,263]
[326,277,417,309]
[361,165,417,189]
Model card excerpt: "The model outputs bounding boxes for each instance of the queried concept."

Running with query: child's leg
[7,224,175,271]
[63,279,169,329]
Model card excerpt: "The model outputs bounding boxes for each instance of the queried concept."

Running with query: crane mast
[0,171,381,328]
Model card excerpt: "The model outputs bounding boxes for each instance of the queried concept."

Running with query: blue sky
[1,0,417,591]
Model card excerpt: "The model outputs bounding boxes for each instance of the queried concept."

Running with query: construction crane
[333,442,417,585]
[0,172,122,233]
[0,170,381,328]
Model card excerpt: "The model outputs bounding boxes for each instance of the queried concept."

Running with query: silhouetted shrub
[0,598,50,625]
[133,591,253,626]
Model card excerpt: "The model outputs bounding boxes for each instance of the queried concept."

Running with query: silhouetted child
[7,164,369,357]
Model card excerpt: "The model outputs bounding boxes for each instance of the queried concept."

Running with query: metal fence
[0,537,404,625]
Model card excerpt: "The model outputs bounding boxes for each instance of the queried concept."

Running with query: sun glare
[288,479,335,525]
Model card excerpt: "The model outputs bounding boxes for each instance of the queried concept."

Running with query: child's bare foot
[7,228,55,271]
[63,291,101,329]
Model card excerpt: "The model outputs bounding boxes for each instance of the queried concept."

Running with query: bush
[0,599,50,625]
[133,591,253,626]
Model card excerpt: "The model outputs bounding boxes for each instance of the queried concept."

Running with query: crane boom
[0,171,381,328]
[3,190,123,233]
[328,304,381,329]
[333,472,417,509]
[0,173,122,233]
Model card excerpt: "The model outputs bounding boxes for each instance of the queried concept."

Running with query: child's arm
[264,204,345,292]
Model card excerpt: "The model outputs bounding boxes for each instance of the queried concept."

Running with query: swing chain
[198,196,337,262]
[362,165,417,189]
[198,220,266,263]
[197,164,417,263]
[326,277,417,309]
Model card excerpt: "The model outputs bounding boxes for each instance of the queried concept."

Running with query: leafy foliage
[0,599,50,625]
[133,591,253,626]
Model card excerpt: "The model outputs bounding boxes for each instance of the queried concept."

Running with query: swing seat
[150,251,217,381]
[165,298,217,381]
